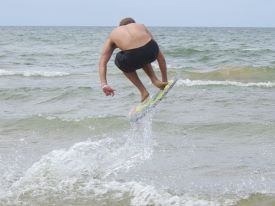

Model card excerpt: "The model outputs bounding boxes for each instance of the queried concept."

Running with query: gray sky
[1,0,275,27]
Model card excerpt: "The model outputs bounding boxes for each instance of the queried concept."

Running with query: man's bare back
[110,23,152,51]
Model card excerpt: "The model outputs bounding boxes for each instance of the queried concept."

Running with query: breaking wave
[181,66,275,82]
[0,69,70,77]
[177,79,275,88]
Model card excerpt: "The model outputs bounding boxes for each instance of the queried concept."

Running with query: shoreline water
[0,26,275,205]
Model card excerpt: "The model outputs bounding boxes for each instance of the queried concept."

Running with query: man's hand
[102,85,115,96]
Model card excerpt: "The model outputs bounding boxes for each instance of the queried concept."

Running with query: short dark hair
[119,17,135,26]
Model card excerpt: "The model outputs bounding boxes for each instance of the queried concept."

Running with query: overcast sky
[1,0,274,27]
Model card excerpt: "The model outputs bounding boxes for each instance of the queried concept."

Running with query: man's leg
[123,71,149,102]
[143,64,167,89]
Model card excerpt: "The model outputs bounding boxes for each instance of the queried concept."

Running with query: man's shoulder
[109,27,126,39]
[109,27,119,36]
[111,26,124,33]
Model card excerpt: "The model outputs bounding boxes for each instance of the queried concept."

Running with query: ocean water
[0,26,275,206]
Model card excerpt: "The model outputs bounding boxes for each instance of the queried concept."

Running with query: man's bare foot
[153,80,168,90]
[141,92,149,102]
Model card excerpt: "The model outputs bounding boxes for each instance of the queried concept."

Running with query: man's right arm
[99,38,116,96]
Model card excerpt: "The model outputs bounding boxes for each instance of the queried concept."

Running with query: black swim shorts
[115,39,159,73]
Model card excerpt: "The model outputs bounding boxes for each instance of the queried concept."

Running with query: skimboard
[129,78,178,122]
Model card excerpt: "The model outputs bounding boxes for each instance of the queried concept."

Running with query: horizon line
[0,25,275,28]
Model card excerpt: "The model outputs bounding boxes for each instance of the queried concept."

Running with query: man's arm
[144,25,153,39]
[99,38,116,96]
[144,25,168,82]
[157,51,168,82]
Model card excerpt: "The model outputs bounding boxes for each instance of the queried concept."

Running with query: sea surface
[0,26,275,206]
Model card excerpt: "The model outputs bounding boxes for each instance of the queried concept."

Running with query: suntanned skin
[99,23,168,102]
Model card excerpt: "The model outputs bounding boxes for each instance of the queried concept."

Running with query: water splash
[0,116,155,205]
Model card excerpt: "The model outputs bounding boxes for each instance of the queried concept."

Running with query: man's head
[119,17,135,26]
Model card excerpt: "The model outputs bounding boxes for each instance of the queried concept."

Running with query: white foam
[0,118,234,206]
[0,119,155,203]
[1,177,225,206]
[0,69,70,77]
[177,79,275,88]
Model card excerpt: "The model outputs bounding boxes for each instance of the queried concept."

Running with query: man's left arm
[157,51,168,82]
[144,25,168,82]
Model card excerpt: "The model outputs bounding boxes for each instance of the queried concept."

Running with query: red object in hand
[102,85,115,96]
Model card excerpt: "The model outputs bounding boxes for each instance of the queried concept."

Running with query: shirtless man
[99,17,168,102]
